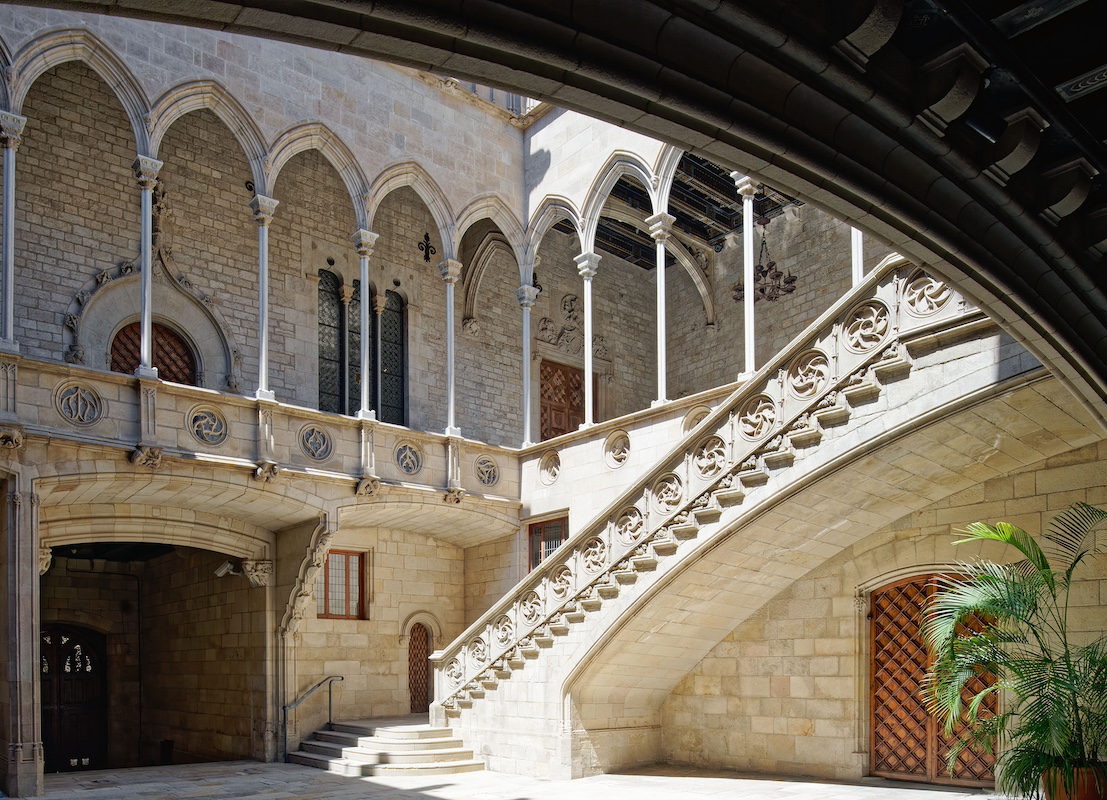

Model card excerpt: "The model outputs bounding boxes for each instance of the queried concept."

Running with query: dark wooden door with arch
[408,623,431,713]
[41,625,109,772]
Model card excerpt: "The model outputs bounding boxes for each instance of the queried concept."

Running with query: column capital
[732,173,758,197]
[250,194,279,226]
[574,251,600,279]
[372,292,388,314]
[516,284,540,308]
[645,212,676,242]
[351,228,379,257]
[133,155,163,190]
[0,112,27,150]
[339,285,354,305]
[439,258,462,284]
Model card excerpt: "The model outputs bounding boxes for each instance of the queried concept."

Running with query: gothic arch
[400,610,443,644]
[365,160,456,261]
[524,196,582,284]
[454,194,525,266]
[265,122,369,229]
[147,80,267,190]
[580,151,658,255]
[653,144,684,213]
[9,28,150,153]
[462,232,516,329]
[0,32,12,109]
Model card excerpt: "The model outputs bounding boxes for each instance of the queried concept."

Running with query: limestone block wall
[661,439,1107,780]
[463,536,521,625]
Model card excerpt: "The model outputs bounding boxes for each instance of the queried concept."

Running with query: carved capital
[250,195,279,226]
[242,559,273,587]
[461,317,480,335]
[444,486,466,504]
[254,460,280,482]
[0,425,24,450]
[732,174,757,198]
[39,545,53,576]
[355,476,381,497]
[439,258,462,284]
[0,112,27,150]
[372,293,388,315]
[130,445,163,469]
[645,212,676,242]
[516,284,540,308]
[574,251,600,280]
[132,156,163,190]
[351,228,379,257]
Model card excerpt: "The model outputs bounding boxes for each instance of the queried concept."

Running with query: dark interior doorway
[41,625,108,772]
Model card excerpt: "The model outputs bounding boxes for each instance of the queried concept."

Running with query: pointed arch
[365,160,456,261]
[653,144,684,213]
[454,193,525,266]
[524,196,582,284]
[579,151,658,255]
[462,232,516,327]
[0,32,12,109]
[9,28,150,153]
[147,80,267,190]
[266,122,368,229]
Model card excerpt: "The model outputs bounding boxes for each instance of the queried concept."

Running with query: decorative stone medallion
[738,394,776,440]
[682,406,712,435]
[539,450,560,485]
[787,350,830,399]
[549,565,573,599]
[299,425,333,461]
[652,473,684,514]
[843,301,891,353]
[604,430,631,469]
[493,615,514,647]
[519,590,543,625]
[54,381,104,427]
[445,658,463,687]
[468,637,488,668]
[582,538,607,573]
[189,406,228,446]
[693,435,727,478]
[904,271,951,316]
[614,507,644,545]
[395,443,423,475]
[475,455,498,486]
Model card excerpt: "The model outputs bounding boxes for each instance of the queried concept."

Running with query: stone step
[330,721,451,739]
[289,750,483,776]
[301,739,475,764]
[313,729,465,751]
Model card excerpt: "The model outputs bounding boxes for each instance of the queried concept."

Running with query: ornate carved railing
[431,255,978,711]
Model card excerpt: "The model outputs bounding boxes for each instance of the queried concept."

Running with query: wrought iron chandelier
[732,224,797,303]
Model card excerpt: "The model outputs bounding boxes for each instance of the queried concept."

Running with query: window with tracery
[379,290,406,426]
[319,269,366,415]
[110,321,197,385]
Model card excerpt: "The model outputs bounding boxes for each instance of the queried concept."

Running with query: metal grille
[110,322,196,385]
[870,575,995,787]
[408,623,430,713]
[379,290,405,426]
[318,270,343,414]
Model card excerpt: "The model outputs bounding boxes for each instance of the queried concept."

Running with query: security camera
[214,560,236,577]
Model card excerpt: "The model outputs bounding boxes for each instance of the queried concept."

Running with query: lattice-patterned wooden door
[870,575,995,787]
[540,361,596,440]
[408,623,430,713]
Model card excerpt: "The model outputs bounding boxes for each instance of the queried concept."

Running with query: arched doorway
[110,321,198,385]
[41,625,109,773]
[408,623,430,713]
[869,575,995,787]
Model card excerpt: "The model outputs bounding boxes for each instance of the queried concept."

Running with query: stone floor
[38,761,999,799]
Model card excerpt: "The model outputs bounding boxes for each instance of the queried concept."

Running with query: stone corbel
[242,559,273,587]
[355,476,381,497]
[0,424,24,450]
[130,445,163,469]
[254,460,280,482]
[986,108,1048,186]
[444,486,466,504]
[39,545,52,576]
[1037,158,1098,223]
[833,0,903,71]
[916,43,989,136]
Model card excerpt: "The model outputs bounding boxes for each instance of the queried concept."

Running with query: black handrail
[282,675,344,762]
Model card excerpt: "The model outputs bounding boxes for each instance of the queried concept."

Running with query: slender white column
[440,259,462,436]
[373,292,387,418]
[0,113,26,354]
[851,226,865,285]
[516,283,539,446]
[733,174,757,376]
[574,251,600,427]
[133,156,163,378]
[646,212,675,405]
[250,195,279,401]
[351,229,379,419]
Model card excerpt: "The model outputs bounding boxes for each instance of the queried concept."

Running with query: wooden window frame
[528,516,568,570]
[316,550,366,620]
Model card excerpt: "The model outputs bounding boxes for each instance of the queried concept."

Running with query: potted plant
[922,502,1107,800]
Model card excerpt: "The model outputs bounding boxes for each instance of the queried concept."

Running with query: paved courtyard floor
[38,761,999,799]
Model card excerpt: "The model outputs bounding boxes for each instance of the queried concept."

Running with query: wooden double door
[870,575,995,787]
[540,361,597,440]
[41,625,108,772]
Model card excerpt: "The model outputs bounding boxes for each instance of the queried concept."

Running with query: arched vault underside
[10,0,1107,427]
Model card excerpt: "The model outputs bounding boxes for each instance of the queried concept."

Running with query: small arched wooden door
[41,625,108,772]
[408,623,430,713]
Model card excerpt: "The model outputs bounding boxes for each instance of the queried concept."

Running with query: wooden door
[408,623,430,713]
[41,625,108,773]
[540,361,596,440]
[870,575,995,787]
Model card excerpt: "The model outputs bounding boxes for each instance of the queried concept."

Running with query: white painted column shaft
[250,195,279,400]
[1,114,26,351]
[133,156,163,378]
[517,283,539,446]
[851,226,865,285]
[646,213,675,404]
[734,175,758,376]
[352,230,379,419]
[440,259,462,436]
[574,251,600,427]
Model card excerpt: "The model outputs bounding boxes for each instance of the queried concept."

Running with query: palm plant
[922,502,1107,799]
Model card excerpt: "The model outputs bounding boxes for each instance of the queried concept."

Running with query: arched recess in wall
[461,232,517,329]
[399,610,443,645]
[9,28,150,153]
[579,151,657,253]
[365,160,456,261]
[265,122,369,228]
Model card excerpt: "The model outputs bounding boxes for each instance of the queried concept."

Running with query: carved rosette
[738,394,776,440]
[475,455,498,486]
[519,590,543,626]
[787,350,830,398]
[395,443,423,475]
[493,615,514,648]
[904,271,951,316]
[189,406,228,446]
[582,538,607,573]
[604,430,631,469]
[614,507,644,545]
[539,451,560,485]
[652,473,684,515]
[54,381,104,427]
[843,301,891,353]
[549,565,573,600]
[445,658,464,687]
[299,425,333,461]
[468,637,488,668]
[693,435,727,478]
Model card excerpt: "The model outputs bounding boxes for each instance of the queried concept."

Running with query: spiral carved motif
[582,538,607,573]
[55,382,104,427]
[396,443,422,475]
[445,658,463,687]
[549,566,573,600]
[468,637,488,667]
[493,615,514,647]
[843,301,890,353]
[190,407,228,446]
[904,273,951,316]
[519,591,543,625]
[693,435,727,478]
[738,394,776,440]
[615,507,644,545]
[788,350,830,398]
[475,456,498,486]
[653,473,684,514]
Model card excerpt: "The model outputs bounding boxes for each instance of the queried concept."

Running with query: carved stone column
[573,251,601,427]
[516,283,539,447]
[733,174,757,376]
[439,259,462,437]
[351,230,379,419]
[250,195,279,401]
[133,156,163,378]
[1,113,26,354]
[646,212,675,405]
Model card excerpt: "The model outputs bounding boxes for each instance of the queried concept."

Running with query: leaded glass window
[315,550,364,619]
[318,270,373,416]
[379,290,405,426]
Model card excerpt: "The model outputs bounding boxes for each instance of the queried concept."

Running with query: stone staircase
[289,717,484,776]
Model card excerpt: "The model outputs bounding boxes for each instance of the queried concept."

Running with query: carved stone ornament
[355,476,381,497]
[519,590,543,625]
[462,317,480,335]
[604,430,631,469]
[39,545,53,576]
[738,394,777,440]
[396,443,423,475]
[299,425,333,461]
[55,381,104,427]
[189,406,228,446]
[693,435,727,478]
[652,473,684,514]
[843,301,891,353]
[445,657,464,686]
[614,507,644,545]
[582,538,607,573]
[253,461,280,482]
[475,455,499,486]
[0,425,24,450]
[242,559,273,587]
[788,350,831,398]
[549,565,573,600]
[539,450,560,485]
[493,615,514,647]
[130,446,163,469]
[468,637,488,668]
[444,486,466,504]
[904,271,952,316]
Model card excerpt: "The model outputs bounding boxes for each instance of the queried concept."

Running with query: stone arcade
[0,3,1105,797]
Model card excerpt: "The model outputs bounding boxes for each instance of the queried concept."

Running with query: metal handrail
[282,675,344,762]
